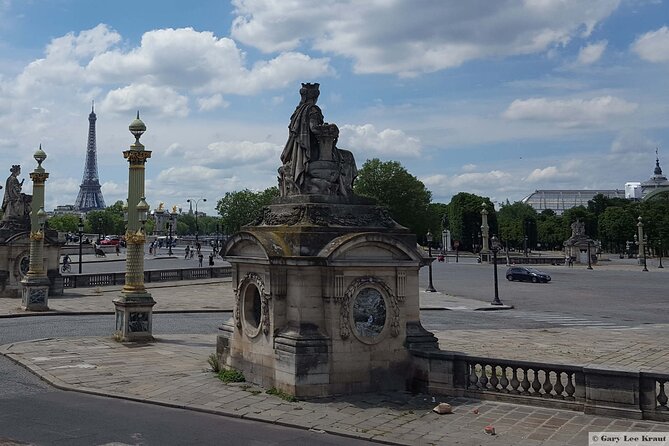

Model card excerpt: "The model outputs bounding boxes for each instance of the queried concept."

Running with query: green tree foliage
[354,159,432,239]
[445,193,496,252]
[496,201,537,251]
[536,210,563,251]
[47,213,81,232]
[598,206,637,253]
[562,206,597,239]
[216,187,279,234]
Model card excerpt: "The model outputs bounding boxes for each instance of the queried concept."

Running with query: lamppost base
[425,285,436,293]
[21,277,50,311]
[113,294,156,342]
[490,299,504,306]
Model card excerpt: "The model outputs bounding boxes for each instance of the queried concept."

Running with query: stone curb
[0,309,230,319]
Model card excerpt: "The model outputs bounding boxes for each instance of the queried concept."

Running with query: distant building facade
[521,189,626,215]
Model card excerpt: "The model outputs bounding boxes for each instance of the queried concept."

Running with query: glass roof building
[520,189,626,215]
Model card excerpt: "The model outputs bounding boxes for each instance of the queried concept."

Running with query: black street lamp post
[78,217,84,274]
[426,230,436,292]
[490,235,503,306]
[659,237,664,269]
[166,222,173,256]
[187,198,207,245]
[587,241,593,270]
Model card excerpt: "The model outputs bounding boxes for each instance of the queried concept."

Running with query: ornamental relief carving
[234,272,272,336]
[336,276,400,340]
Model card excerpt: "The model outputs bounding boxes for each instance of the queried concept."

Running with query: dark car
[506,266,551,283]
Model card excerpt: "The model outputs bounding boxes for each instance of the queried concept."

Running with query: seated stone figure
[279,83,357,197]
[0,165,32,230]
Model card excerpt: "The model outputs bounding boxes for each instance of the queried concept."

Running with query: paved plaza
[2,262,669,445]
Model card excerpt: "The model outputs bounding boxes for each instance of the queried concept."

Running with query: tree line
[45,158,668,255]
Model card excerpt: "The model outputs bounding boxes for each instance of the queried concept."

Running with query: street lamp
[635,216,648,272]
[587,240,593,270]
[490,235,504,306]
[78,217,84,274]
[113,111,155,342]
[187,197,207,244]
[659,236,664,269]
[166,222,174,256]
[425,230,436,292]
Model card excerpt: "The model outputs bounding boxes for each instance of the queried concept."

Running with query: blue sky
[1,0,668,215]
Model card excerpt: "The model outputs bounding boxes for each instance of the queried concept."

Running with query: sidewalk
[2,281,669,445]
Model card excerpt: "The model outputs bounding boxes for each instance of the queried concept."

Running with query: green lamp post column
[113,112,156,342]
[21,146,50,311]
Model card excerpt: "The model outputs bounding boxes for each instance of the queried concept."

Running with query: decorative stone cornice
[125,230,145,245]
[29,172,49,183]
[123,150,152,165]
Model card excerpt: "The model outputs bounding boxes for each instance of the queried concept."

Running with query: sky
[1,0,668,216]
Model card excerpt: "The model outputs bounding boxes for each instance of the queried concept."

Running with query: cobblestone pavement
[2,272,669,445]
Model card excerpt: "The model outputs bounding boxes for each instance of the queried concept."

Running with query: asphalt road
[419,258,668,327]
[0,314,377,446]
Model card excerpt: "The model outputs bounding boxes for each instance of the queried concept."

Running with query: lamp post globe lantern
[425,230,436,292]
[490,235,504,306]
[77,217,84,274]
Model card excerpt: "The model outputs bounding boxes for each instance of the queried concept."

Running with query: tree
[446,192,496,252]
[562,206,597,240]
[47,214,81,233]
[354,159,432,239]
[598,206,636,253]
[536,210,563,251]
[216,187,279,234]
[496,202,537,251]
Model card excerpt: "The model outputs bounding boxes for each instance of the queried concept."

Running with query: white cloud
[339,124,421,157]
[632,26,669,63]
[231,0,620,76]
[576,40,607,65]
[609,131,657,154]
[198,94,228,111]
[204,140,280,164]
[101,83,190,117]
[525,165,578,182]
[502,96,637,127]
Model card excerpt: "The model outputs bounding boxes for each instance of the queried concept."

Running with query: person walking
[198,253,203,267]
[208,253,214,266]
[184,245,190,259]
[115,243,120,256]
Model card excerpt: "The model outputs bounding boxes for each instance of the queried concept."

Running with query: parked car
[100,236,121,246]
[505,266,551,283]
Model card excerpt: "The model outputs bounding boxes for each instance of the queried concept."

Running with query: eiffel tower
[74,102,106,211]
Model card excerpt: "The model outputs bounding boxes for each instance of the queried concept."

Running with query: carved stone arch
[319,232,425,264]
[335,276,400,341]
[235,272,272,337]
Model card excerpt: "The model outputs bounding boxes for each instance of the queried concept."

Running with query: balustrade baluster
[510,367,521,394]
[489,365,499,391]
[468,363,478,389]
[542,370,554,397]
[480,364,489,389]
[499,366,510,393]
[520,367,531,395]
[564,373,576,400]
[531,369,542,395]
[553,371,565,399]
[657,379,668,409]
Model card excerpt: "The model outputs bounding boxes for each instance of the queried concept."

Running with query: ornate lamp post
[21,146,50,311]
[166,221,174,256]
[490,235,504,306]
[659,235,664,269]
[77,217,84,274]
[635,216,648,272]
[113,112,156,342]
[425,230,436,292]
[587,240,593,270]
[187,197,206,244]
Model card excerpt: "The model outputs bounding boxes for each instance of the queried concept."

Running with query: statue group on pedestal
[0,165,32,230]
[279,83,357,197]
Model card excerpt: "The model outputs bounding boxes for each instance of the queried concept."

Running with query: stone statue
[279,83,357,197]
[570,219,585,237]
[0,165,32,230]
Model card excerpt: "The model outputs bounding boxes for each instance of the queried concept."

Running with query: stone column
[21,146,50,311]
[113,113,155,342]
[480,203,490,261]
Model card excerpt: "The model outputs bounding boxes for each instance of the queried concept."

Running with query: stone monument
[217,83,437,397]
[563,219,597,265]
[0,161,63,299]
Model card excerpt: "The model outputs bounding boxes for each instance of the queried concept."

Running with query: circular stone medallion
[353,287,386,338]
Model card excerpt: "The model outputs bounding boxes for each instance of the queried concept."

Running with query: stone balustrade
[59,266,231,289]
[412,348,669,421]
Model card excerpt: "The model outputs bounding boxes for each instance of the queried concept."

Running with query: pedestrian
[184,245,190,259]
[198,253,203,267]
[568,257,573,268]
[208,253,214,266]
[115,243,120,256]
[196,242,201,254]
[190,249,195,259]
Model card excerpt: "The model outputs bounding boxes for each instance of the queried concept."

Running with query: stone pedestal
[21,276,50,311]
[218,195,437,397]
[113,295,156,342]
